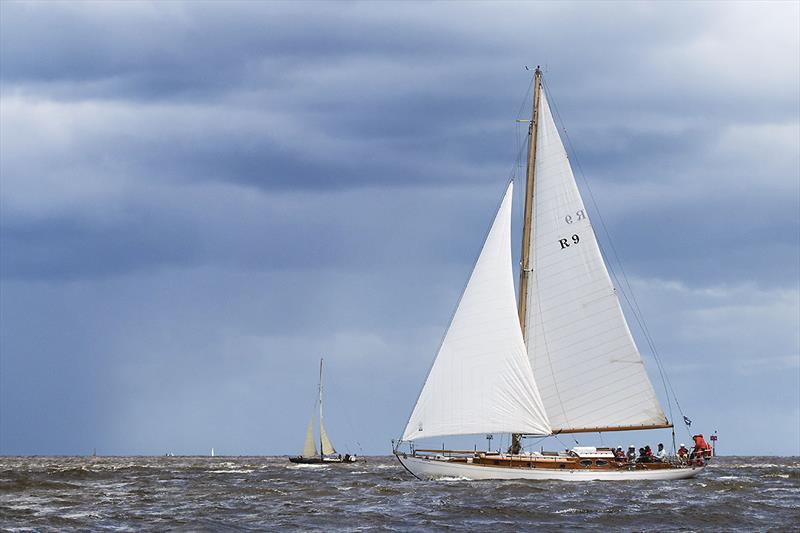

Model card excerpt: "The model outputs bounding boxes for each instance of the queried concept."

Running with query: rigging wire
[540,76,692,443]
[509,75,536,181]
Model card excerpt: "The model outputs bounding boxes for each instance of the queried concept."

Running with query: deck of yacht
[408,448,685,472]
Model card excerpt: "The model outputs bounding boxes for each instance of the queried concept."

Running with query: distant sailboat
[393,67,711,481]
[289,358,357,464]
[211,448,215,457]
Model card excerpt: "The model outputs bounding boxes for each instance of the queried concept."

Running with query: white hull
[397,455,704,481]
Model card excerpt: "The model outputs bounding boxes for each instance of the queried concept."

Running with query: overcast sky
[1,1,798,457]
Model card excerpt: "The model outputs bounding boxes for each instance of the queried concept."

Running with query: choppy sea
[1,455,798,531]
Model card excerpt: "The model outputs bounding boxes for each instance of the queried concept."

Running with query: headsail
[521,89,667,433]
[402,182,550,441]
[302,416,317,458]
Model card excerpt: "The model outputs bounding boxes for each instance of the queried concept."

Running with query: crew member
[626,445,636,463]
[614,446,625,461]
[644,445,654,459]
[637,447,649,463]
[655,443,667,462]
[677,443,689,463]
[690,434,710,463]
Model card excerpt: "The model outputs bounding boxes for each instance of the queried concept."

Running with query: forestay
[402,182,550,441]
[522,90,667,433]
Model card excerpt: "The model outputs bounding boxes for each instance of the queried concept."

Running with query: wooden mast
[518,66,542,337]
[511,67,542,455]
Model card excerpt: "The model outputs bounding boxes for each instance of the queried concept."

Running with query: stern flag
[683,416,692,427]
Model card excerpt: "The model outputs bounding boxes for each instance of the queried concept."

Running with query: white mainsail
[302,416,318,458]
[522,90,667,433]
[402,182,551,441]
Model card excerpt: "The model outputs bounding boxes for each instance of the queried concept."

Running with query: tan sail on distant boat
[290,358,357,464]
[393,68,712,481]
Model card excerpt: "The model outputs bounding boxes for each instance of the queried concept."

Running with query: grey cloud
[1,181,505,281]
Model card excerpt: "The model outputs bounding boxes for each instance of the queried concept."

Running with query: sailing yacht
[393,68,709,481]
[290,358,357,464]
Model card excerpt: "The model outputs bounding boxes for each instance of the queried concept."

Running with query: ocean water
[1,455,798,531]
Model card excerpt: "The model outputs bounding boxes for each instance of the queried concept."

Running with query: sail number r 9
[559,234,580,249]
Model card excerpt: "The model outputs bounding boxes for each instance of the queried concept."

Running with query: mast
[511,66,542,454]
[319,357,324,459]
[518,66,542,336]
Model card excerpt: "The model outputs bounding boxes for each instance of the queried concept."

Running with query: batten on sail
[522,89,667,434]
[401,182,550,442]
[302,417,318,458]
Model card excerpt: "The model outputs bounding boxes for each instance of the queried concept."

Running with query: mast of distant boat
[319,357,324,460]
[511,66,543,454]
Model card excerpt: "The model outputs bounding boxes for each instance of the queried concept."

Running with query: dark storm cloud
[0,183,502,281]
[1,1,798,455]
[1,213,199,279]
[0,1,508,100]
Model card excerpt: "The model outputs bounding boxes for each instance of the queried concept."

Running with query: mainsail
[521,89,667,433]
[320,420,336,455]
[402,182,551,441]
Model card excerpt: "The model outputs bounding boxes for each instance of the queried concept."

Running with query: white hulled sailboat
[290,358,357,464]
[394,68,709,481]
